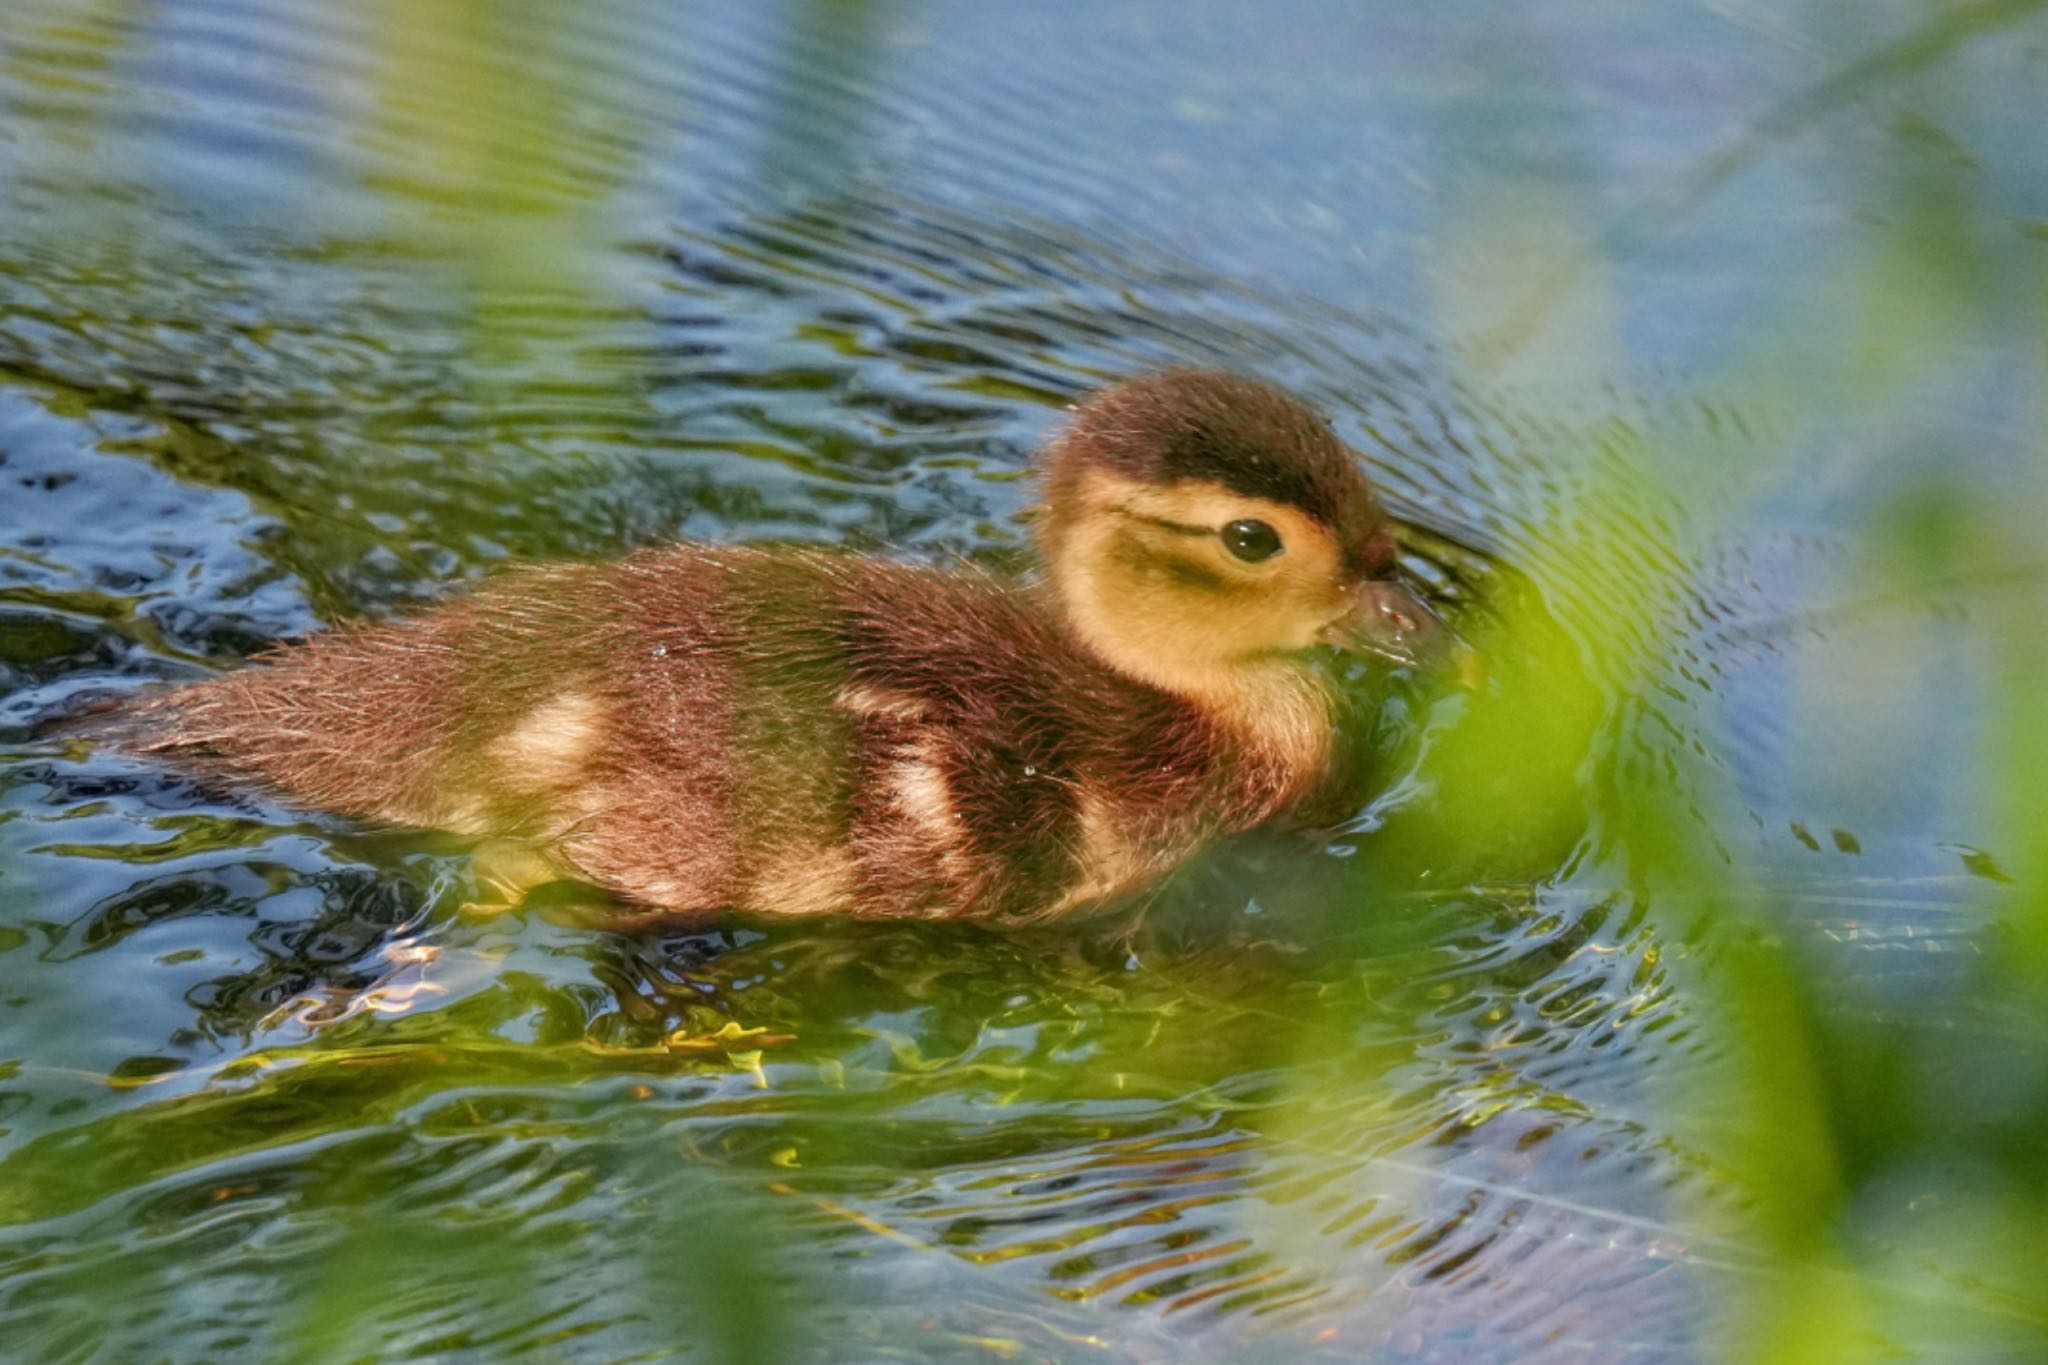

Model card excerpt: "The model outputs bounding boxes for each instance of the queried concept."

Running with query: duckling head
[1035,369,1447,707]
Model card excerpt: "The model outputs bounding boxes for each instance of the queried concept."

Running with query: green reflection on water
[0,0,2045,1361]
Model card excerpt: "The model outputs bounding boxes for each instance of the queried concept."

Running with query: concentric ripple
[1,0,2038,1361]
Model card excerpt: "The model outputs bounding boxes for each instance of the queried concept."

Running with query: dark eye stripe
[1120,508,1290,565]
[1126,512,1213,537]
[1106,535,1227,592]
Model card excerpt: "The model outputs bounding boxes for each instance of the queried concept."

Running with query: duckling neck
[1038,579,1336,796]
[1188,661,1338,802]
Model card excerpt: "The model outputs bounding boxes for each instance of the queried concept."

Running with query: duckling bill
[122,371,1452,923]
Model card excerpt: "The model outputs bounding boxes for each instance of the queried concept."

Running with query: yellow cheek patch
[1042,466,1365,714]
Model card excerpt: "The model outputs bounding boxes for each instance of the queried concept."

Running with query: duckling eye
[1222,519,1283,563]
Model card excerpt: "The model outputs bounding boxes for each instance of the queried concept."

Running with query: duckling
[120,370,1450,923]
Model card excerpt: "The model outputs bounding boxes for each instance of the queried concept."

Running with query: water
[2,1,2045,1361]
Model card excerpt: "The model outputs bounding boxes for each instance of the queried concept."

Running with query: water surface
[2,1,2044,1361]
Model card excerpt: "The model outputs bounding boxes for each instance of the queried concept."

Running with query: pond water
[2,2,2044,1361]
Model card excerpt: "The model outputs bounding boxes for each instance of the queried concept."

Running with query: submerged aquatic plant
[0,0,2044,1361]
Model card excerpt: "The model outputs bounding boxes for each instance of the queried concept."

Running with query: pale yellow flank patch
[836,683,934,723]
[749,843,856,916]
[891,743,956,837]
[1050,785,1167,914]
[889,732,978,886]
[492,691,602,791]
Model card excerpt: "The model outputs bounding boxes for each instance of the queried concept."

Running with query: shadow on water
[1,0,2045,1361]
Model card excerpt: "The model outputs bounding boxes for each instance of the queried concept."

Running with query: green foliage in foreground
[1,0,2045,1360]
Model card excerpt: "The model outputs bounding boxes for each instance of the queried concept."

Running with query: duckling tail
[33,686,168,747]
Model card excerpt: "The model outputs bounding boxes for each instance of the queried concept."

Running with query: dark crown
[1056,370,1390,574]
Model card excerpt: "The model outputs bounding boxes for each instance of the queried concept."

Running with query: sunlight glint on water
[1,1,2043,1361]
